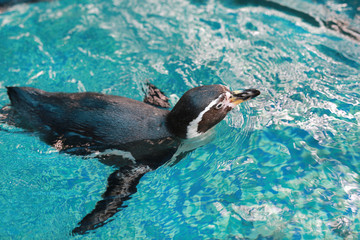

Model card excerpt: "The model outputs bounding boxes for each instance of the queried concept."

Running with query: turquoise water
[1,0,360,239]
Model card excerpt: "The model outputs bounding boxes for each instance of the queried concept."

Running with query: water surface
[0,0,360,239]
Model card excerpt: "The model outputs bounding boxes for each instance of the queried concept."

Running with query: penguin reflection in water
[0,83,260,234]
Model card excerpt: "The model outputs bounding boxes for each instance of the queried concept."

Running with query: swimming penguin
[1,84,260,234]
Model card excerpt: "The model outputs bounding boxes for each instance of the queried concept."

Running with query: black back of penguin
[6,87,174,150]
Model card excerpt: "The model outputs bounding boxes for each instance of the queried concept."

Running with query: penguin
[1,83,260,234]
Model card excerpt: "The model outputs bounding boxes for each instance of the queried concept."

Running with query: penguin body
[6,87,181,167]
[7,87,171,144]
[1,84,260,234]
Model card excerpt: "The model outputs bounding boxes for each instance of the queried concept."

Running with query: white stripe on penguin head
[186,94,224,139]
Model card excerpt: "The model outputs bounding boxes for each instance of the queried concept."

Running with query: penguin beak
[230,89,261,106]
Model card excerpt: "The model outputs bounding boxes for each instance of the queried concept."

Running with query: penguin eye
[215,102,224,110]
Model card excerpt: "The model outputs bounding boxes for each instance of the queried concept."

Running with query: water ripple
[0,0,360,238]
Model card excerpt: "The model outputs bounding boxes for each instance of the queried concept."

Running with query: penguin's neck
[165,101,218,139]
[165,111,188,139]
[166,107,209,139]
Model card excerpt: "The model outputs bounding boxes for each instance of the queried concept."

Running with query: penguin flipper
[143,83,170,108]
[72,164,152,235]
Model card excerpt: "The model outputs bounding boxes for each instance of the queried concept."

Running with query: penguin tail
[6,86,44,109]
[7,87,24,106]
[4,87,50,130]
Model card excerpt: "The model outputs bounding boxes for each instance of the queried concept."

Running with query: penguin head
[166,84,260,139]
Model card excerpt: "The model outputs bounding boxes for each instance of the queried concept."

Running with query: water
[0,0,360,239]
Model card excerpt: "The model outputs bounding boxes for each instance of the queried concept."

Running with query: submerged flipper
[72,164,152,235]
[0,105,9,123]
[143,83,170,108]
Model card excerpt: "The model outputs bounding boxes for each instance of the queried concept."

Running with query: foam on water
[0,0,360,239]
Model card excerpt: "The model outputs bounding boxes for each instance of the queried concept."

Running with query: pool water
[1,0,360,239]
